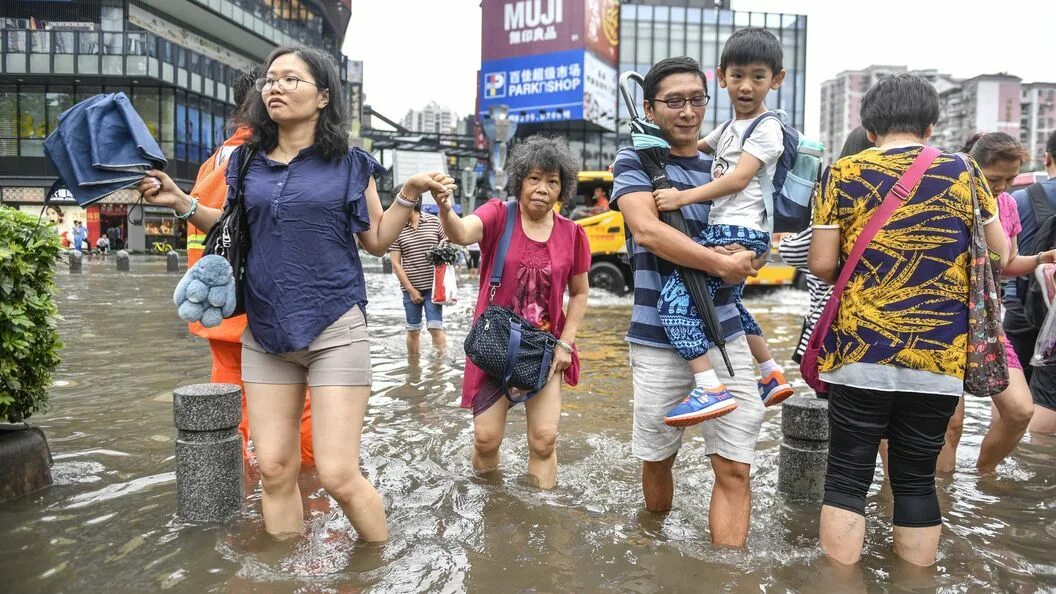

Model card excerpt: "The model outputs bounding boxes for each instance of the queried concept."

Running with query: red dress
[461,199,592,412]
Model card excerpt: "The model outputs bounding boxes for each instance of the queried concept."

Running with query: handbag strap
[488,199,518,302]
[828,146,941,304]
[502,317,555,403]
[234,147,255,214]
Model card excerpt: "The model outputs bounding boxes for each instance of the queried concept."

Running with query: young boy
[653,27,794,427]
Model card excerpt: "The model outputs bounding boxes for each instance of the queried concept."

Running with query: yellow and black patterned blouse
[812,146,998,396]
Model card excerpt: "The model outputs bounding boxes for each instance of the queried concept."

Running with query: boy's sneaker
[664,386,739,427]
[759,371,794,407]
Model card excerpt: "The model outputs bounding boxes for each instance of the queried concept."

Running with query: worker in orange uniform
[186,70,314,464]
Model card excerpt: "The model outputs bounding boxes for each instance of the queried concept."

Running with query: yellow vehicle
[571,170,802,294]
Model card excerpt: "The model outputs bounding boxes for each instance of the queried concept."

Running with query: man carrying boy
[652,28,794,426]
[611,52,763,545]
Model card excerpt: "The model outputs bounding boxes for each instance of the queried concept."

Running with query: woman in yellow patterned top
[808,74,1009,567]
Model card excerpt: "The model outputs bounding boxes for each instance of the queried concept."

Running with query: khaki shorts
[629,335,765,465]
[241,307,372,387]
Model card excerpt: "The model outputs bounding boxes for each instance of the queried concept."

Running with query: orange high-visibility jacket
[186,127,252,343]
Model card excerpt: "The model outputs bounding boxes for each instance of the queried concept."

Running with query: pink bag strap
[828,146,941,302]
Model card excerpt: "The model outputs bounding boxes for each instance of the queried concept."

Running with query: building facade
[1021,82,1056,168]
[477,0,807,175]
[0,0,358,251]
[821,65,1056,170]
[820,65,957,161]
[401,101,458,134]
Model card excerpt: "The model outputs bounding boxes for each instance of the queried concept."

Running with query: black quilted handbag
[463,201,555,401]
[202,147,255,317]
[465,305,556,400]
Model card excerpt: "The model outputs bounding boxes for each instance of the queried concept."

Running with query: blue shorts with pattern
[657,224,770,361]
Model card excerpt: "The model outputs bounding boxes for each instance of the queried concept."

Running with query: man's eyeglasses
[650,95,710,110]
[255,76,326,93]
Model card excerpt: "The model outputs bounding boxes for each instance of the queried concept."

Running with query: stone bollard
[381,253,393,274]
[166,250,180,272]
[778,397,829,501]
[116,250,130,271]
[68,250,82,273]
[173,383,243,522]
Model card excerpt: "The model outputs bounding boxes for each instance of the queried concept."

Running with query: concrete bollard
[778,397,829,501]
[0,425,53,503]
[381,253,393,274]
[116,250,130,271]
[166,250,180,272]
[68,251,82,273]
[173,383,243,522]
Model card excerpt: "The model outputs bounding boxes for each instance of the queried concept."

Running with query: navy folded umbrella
[43,92,166,206]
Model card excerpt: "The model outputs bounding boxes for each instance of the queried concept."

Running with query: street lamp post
[481,105,518,198]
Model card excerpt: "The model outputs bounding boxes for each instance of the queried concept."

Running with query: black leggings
[824,384,959,528]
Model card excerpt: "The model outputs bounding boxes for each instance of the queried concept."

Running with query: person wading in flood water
[610,55,762,547]
[138,47,453,542]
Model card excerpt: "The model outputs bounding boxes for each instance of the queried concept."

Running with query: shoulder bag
[960,154,1010,397]
[463,201,556,402]
[202,147,255,318]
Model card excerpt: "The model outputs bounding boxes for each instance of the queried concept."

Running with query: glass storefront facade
[0,82,233,162]
[617,5,807,138]
[511,4,808,170]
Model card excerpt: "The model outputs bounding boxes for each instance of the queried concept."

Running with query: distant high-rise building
[1021,82,1056,168]
[934,73,1022,154]
[819,65,956,161]
[822,65,1056,170]
[401,101,458,134]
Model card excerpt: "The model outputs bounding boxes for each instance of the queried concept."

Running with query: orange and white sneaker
[758,370,794,407]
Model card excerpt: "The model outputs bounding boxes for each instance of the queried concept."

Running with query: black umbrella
[618,71,734,375]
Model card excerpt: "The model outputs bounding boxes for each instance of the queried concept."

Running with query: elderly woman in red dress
[435,135,590,489]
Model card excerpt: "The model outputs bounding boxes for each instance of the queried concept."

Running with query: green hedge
[0,206,62,422]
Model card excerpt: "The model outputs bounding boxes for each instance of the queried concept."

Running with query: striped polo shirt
[610,148,744,349]
[389,212,447,292]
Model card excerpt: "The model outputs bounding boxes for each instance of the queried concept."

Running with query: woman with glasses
[137,47,453,542]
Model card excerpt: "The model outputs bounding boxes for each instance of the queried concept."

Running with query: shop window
[0,86,16,157]
[18,85,46,157]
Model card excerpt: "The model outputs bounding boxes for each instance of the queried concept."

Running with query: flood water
[2,255,1056,592]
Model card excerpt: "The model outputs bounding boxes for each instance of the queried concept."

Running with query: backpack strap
[738,112,785,233]
[487,199,518,302]
[1029,183,1054,242]
[739,110,782,145]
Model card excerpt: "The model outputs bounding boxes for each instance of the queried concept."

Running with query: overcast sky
[343,0,1052,137]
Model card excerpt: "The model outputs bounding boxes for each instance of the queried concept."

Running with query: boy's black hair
[719,27,783,75]
[860,74,939,138]
[1047,129,1056,158]
[642,56,708,102]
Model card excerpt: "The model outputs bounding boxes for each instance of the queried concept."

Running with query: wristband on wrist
[555,339,573,352]
[174,196,199,221]
[394,191,419,208]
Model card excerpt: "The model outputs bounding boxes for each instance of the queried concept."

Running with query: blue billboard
[479,48,585,124]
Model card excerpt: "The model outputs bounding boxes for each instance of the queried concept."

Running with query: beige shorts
[629,335,765,465]
[241,307,372,387]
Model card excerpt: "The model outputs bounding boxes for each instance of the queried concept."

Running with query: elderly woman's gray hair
[505,135,580,203]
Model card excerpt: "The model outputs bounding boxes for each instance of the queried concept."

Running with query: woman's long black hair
[243,47,348,160]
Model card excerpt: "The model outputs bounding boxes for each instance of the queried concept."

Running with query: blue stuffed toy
[173,254,237,327]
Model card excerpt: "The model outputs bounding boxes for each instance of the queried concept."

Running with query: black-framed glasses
[254,76,326,93]
[650,94,710,110]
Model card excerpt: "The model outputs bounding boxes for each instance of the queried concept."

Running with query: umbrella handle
[619,71,646,121]
[717,345,735,377]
